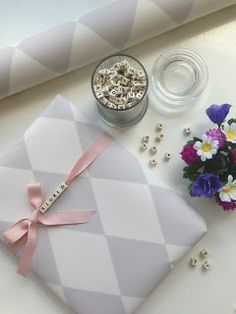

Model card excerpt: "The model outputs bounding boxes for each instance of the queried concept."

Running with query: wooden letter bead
[132,81,141,90]
[109,89,118,97]
[114,63,122,71]
[107,102,117,109]
[94,84,101,92]
[150,146,157,154]
[40,183,68,213]
[149,159,157,167]
[102,85,109,96]
[119,62,127,72]
[120,60,129,68]
[127,92,135,100]
[140,142,148,151]
[156,123,163,131]
[137,70,145,79]
[200,248,209,258]
[121,76,129,86]
[126,102,133,108]
[184,127,192,135]
[136,92,143,101]
[118,104,126,110]
[100,97,108,105]
[127,67,135,76]
[96,76,105,84]
[95,91,104,99]
[190,257,198,267]
[122,97,128,105]
[111,73,120,82]
[155,134,164,142]
[122,86,130,95]
[98,69,107,76]
[110,80,120,87]
[116,86,123,95]
[114,97,123,105]
[110,104,118,109]
[202,260,211,270]
[164,152,171,160]
[143,135,150,143]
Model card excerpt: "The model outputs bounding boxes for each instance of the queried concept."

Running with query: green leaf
[183,162,203,181]
[228,118,236,125]
[188,183,194,195]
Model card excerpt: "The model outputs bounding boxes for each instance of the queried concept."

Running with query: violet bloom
[205,128,225,148]
[206,104,231,125]
[192,173,222,198]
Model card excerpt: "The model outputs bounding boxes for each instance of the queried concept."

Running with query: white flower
[194,134,218,162]
[221,122,236,143]
[219,175,236,202]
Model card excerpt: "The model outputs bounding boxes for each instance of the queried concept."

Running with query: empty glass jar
[149,48,208,114]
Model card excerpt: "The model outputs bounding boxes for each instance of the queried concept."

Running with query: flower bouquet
[181,104,236,211]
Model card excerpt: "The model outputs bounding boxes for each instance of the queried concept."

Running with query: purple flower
[180,143,200,164]
[205,128,225,148]
[206,104,231,125]
[192,173,222,198]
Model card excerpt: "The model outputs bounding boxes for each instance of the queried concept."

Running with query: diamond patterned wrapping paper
[1,0,236,99]
[0,95,207,314]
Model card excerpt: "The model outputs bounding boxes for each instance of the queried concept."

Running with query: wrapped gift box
[0,95,206,314]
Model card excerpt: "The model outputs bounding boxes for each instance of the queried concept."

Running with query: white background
[1,4,236,314]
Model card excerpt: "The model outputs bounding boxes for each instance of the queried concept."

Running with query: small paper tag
[40,183,68,213]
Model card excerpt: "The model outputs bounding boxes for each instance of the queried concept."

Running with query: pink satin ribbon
[3,132,112,277]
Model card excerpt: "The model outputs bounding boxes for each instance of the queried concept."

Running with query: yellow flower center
[226,131,236,140]
[201,143,211,152]
[222,185,232,193]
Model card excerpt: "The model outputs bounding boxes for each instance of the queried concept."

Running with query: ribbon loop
[4,183,95,277]
[27,183,43,209]
[3,132,112,277]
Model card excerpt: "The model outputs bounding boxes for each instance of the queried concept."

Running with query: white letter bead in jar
[91,54,148,128]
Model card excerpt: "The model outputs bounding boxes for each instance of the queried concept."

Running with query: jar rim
[151,48,208,106]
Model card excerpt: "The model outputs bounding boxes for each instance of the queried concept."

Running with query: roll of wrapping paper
[0,0,236,100]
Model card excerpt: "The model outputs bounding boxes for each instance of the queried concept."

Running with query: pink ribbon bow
[4,183,95,277]
[3,132,112,277]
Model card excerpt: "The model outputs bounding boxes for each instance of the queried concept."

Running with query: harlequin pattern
[0,0,235,99]
[0,96,207,313]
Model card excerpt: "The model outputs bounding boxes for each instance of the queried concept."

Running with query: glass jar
[149,48,208,114]
[91,54,148,128]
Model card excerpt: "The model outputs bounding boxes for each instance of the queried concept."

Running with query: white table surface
[1,5,236,314]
